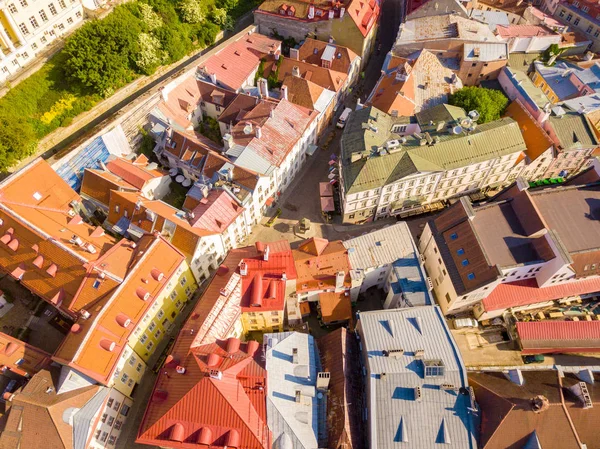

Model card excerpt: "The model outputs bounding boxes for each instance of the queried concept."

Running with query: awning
[306,144,319,156]
[321,196,335,212]
[265,197,275,206]
[319,182,333,197]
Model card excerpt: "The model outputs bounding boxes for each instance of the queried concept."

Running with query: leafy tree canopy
[448,86,509,124]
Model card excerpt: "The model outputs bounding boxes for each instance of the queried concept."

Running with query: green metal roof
[507,52,542,73]
[548,112,599,151]
[341,106,527,194]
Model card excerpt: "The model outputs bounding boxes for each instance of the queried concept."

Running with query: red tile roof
[497,24,555,38]
[0,332,52,377]
[189,190,245,233]
[318,291,352,324]
[293,238,352,293]
[239,241,297,312]
[517,321,600,354]
[137,338,271,449]
[199,33,281,91]
[482,277,600,312]
[347,0,380,36]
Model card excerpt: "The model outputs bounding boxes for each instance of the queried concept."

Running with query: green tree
[178,0,205,23]
[448,86,508,124]
[0,114,37,170]
[136,33,166,74]
[139,2,163,30]
[63,6,143,96]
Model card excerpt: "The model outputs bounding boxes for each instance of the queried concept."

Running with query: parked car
[452,317,479,329]
[336,108,352,129]
[522,355,545,364]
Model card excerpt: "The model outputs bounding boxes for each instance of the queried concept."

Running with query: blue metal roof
[54,136,111,191]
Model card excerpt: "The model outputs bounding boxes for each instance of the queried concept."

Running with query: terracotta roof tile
[105,157,167,190]
[318,291,352,323]
[188,190,244,233]
[0,332,51,377]
[517,320,600,353]
[293,238,352,293]
[275,58,347,92]
[297,38,359,74]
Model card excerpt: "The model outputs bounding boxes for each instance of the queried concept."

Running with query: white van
[337,107,352,128]
[452,317,479,329]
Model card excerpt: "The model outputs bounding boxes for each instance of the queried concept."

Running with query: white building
[0,0,85,82]
[264,332,328,449]
[343,222,432,308]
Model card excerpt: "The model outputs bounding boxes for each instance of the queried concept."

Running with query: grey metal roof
[233,148,275,176]
[358,306,477,449]
[463,42,508,62]
[343,223,431,307]
[73,388,109,449]
[560,93,600,112]
[548,111,599,150]
[264,332,325,449]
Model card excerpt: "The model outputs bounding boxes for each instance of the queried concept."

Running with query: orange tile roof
[199,33,281,91]
[281,75,325,110]
[0,368,99,449]
[504,100,553,162]
[0,332,52,377]
[81,169,137,207]
[297,38,359,74]
[497,24,555,38]
[276,58,347,92]
[318,291,352,324]
[347,0,380,37]
[137,339,270,449]
[293,238,352,293]
[53,234,186,385]
[105,157,167,190]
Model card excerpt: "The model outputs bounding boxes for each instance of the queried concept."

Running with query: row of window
[559,9,600,37]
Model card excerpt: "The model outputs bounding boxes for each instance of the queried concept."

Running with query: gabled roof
[105,156,167,190]
[188,189,244,233]
[366,50,461,116]
[218,93,261,128]
[497,24,555,38]
[281,75,325,111]
[53,234,186,385]
[199,32,281,91]
[0,332,52,377]
[0,368,100,449]
[517,320,600,354]
[547,110,599,150]
[137,339,270,449]
[296,38,360,75]
[276,58,347,92]
[293,238,351,293]
[318,291,352,323]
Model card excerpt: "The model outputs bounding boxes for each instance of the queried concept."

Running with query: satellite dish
[468,110,480,121]
[460,117,473,128]
[243,124,253,135]
[452,126,463,135]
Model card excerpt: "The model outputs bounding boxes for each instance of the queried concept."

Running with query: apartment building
[496,24,563,52]
[356,307,478,449]
[339,104,527,223]
[531,60,600,103]
[390,13,509,85]
[290,237,354,326]
[554,0,600,52]
[0,367,133,449]
[137,338,269,449]
[343,222,432,308]
[498,66,552,122]
[0,0,84,82]
[418,172,600,319]
[237,240,297,333]
[254,0,379,68]
[366,50,462,116]
[53,233,196,397]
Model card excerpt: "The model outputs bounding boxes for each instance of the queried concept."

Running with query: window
[58,0,66,7]
[107,416,115,426]
[108,435,117,445]
[392,124,407,133]
[175,300,182,309]
[587,25,593,33]
[157,309,164,319]
[29,16,39,28]
[461,259,470,266]
[101,413,108,423]
[559,9,565,17]
[18,23,29,35]
[450,233,458,240]
[154,329,161,339]
[49,3,57,14]
[140,334,148,344]
[100,432,109,443]
[121,373,129,383]
[8,4,17,13]
[15,358,25,366]
[424,360,445,377]
[457,248,464,255]
[39,9,48,21]
[136,363,143,372]
[57,23,64,31]
[467,273,475,280]
[146,341,154,351]
[40,36,47,43]
[75,10,81,17]
[566,13,572,21]
[19,0,27,6]
[170,290,177,300]
[185,286,192,297]
[120,404,130,416]
[179,276,187,286]
[107,398,114,408]
[573,0,579,6]
[595,30,600,37]
[574,18,580,25]
[114,420,123,430]
[148,321,156,332]
[113,401,121,411]
[128,355,136,366]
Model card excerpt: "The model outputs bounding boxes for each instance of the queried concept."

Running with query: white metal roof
[358,306,477,449]
[321,44,337,62]
[264,332,326,449]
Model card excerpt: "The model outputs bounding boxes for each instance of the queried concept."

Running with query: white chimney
[308,4,314,18]
[256,126,262,139]
[281,85,289,100]
[340,6,345,17]
[317,372,331,390]
[258,77,269,98]
[328,9,334,19]
[223,133,234,150]
[210,72,217,84]
[290,48,299,60]
[292,66,301,77]
[264,244,270,261]
[335,271,345,290]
